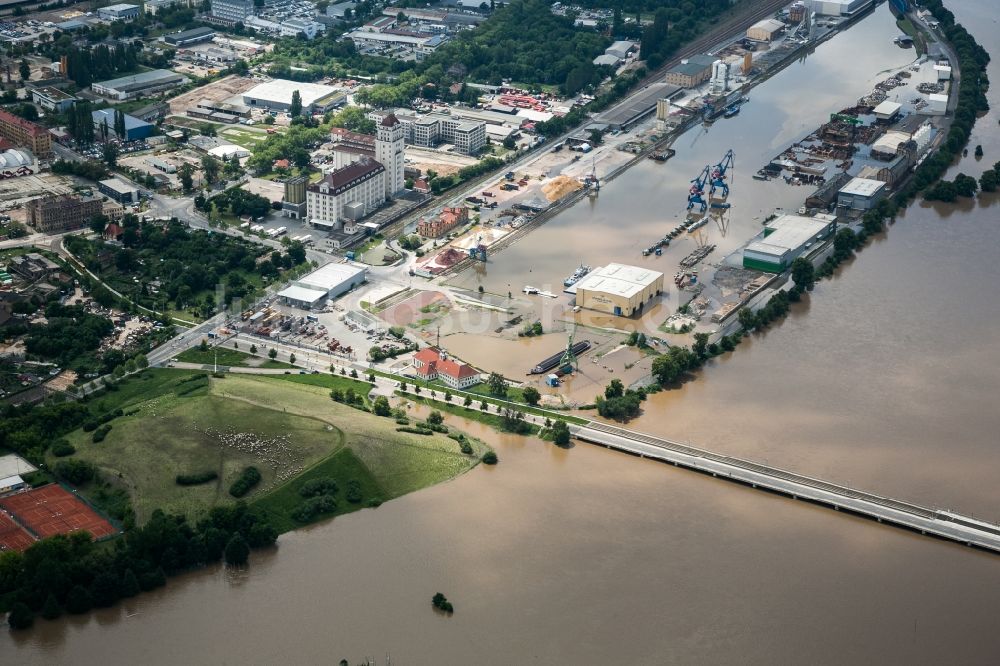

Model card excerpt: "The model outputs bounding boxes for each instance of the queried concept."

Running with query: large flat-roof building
[242,79,346,114]
[810,0,873,16]
[93,70,190,101]
[163,26,216,46]
[27,195,102,233]
[98,178,139,204]
[665,54,716,88]
[574,263,664,317]
[837,177,886,211]
[347,29,446,58]
[0,108,51,157]
[742,214,837,273]
[92,109,155,142]
[30,86,77,113]
[747,18,786,42]
[276,262,368,308]
[97,3,140,21]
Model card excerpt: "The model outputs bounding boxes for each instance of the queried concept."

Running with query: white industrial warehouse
[573,263,664,317]
[810,0,873,16]
[277,262,368,309]
[837,177,887,211]
[742,214,837,273]
[242,79,347,113]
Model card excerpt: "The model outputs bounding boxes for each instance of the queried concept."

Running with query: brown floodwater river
[6,3,1000,664]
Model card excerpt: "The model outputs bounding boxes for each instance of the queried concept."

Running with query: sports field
[0,485,117,542]
[0,510,35,551]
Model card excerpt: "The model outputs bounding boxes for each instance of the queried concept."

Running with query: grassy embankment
[374,369,588,425]
[55,371,486,532]
[896,16,928,56]
[175,345,293,368]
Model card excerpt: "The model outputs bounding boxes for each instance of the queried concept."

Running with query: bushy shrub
[291,494,337,522]
[51,439,76,457]
[298,477,338,498]
[228,466,261,498]
[54,459,96,485]
[175,471,218,486]
[345,479,362,503]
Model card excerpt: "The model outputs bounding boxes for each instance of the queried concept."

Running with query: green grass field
[65,389,342,522]
[54,371,485,531]
[220,127,270,149]
[271,372,375,399]
[176,346,294,368]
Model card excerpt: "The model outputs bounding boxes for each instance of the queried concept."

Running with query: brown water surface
[6,3,1000,664]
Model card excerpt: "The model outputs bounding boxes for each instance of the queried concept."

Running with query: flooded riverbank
[6,3,1000,664]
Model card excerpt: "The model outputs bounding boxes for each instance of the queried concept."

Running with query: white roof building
[593,54,620,67]
[575,263,663,299]
[605,40,636,60]
[242,79,346,113]
[871,130,911,156]
[838,177,885,198]
[277,262,368,308]
[872,100,901,120]
[208,144,251,159]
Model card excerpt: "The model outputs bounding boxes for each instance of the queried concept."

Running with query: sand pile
[542,175,583,202]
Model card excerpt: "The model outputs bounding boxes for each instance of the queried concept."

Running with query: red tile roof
[0,108,46,137]
[380,113,400,127]
[437,356,477,379]
[412,347,477,380]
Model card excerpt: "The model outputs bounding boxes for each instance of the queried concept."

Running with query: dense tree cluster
[62,43,141,88]
[24,303,114,367]
[637,0,733,68]
[247,124,327,174]
[203,187,272,220]
[51,159,110,181]
[426,0,609,93]
[64,220,299,319]
[594,378,647,421]
[924,173,979,202]
[979,161,1000,193]
[1,504,277,629]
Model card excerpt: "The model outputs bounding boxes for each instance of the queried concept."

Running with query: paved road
[571,421,1000,555]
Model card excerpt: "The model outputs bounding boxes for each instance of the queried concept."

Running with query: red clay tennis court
[0,510,35,552]
[0,485,118,542]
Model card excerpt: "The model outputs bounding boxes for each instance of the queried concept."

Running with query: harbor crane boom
[709,149,735,198]
[687,165,711,212]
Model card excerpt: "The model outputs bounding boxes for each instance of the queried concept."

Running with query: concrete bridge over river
[571,421,1000,555]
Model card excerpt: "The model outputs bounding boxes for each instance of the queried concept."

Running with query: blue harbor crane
[687,165,711,212]
[709,149,735,198]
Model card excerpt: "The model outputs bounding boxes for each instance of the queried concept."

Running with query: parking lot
[75,139,151,161]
